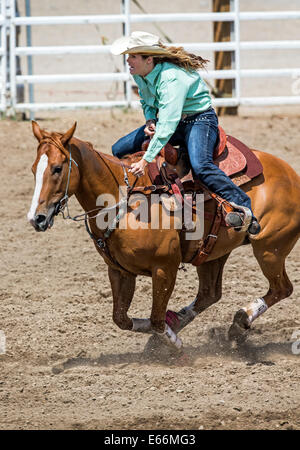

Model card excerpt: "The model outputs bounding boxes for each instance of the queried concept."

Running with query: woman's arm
[142,77,189,163]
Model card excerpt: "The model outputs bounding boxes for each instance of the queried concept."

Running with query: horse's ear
[32,120,44,142]
[60,122,77,146]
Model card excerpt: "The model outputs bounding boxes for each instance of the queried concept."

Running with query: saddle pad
[226,135,263,179]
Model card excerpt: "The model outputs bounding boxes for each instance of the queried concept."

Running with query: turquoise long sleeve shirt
[133,62,212,163]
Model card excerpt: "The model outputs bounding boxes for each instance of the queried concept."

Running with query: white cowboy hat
[110,31,169,56]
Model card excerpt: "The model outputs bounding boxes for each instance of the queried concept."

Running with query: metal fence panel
[1,0,300,115]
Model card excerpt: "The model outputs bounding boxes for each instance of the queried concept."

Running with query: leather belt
[181,107,214,121]
[181,112,197,120]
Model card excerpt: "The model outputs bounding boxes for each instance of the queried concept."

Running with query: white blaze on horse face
[27,154,49,221]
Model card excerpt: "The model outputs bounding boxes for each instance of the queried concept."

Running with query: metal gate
[1,0,300,116]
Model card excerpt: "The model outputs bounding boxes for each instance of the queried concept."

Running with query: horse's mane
[44,130,147,171]
[41,131,65,149]
[70,134,136,169]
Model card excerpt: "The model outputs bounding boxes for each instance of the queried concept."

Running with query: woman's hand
[144,119,156,138]
[129,158,148,177]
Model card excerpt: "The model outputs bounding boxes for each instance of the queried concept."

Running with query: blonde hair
[144,44,209,71]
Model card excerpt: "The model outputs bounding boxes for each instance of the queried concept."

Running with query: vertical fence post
[213,0,238,115]
[122,0,131,107]
[15,1,25,119]
[25,0,34,120]
[0,0,7,113]
[233,0,240,105]
[8,0,16,116]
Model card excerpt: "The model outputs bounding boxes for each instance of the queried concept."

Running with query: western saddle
[126,126,263,265]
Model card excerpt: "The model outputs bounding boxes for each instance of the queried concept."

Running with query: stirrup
[225,202,253,232]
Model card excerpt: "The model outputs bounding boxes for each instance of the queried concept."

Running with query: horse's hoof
[228,309,250,344]
[143,333,183,361]
[143,334,167,359]
[228,322,249,344]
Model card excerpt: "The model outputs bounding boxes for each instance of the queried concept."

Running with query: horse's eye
[52,166,62,175]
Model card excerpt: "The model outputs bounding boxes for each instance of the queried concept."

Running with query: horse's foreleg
[109,264,181,350]
[148,265,182,349]
[167,254,230,333]
[108,266,136,331]
[228,240,296,343]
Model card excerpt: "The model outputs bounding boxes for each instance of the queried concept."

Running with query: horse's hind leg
[167,253,231,333]
[228,237,297,343]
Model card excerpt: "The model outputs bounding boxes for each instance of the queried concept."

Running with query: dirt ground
[0,109,299,430]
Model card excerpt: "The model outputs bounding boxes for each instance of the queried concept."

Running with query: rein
[57,149,79,218]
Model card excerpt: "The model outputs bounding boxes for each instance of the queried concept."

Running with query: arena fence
[1,0,300,115]
[0,0,7,112]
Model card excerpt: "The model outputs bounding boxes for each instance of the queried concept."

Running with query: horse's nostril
[35,214,47,224]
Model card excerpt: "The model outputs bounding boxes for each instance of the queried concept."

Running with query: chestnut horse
[28,121,300,351]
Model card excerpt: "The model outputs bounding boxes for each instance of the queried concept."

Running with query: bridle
[55,145,79,218]
[39,136,137,250]
[38,136,79,219]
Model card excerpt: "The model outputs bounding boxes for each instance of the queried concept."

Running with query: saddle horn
[142,139,179,166]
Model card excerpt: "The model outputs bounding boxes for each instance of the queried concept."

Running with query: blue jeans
[112,108,252,211]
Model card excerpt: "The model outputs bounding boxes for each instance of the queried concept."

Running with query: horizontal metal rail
[16,45,112,55]
[15,95,300,112]
[15,100,129,111]
[13,11,300,25]
[16,68,300,84]
[14,40,300,56]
